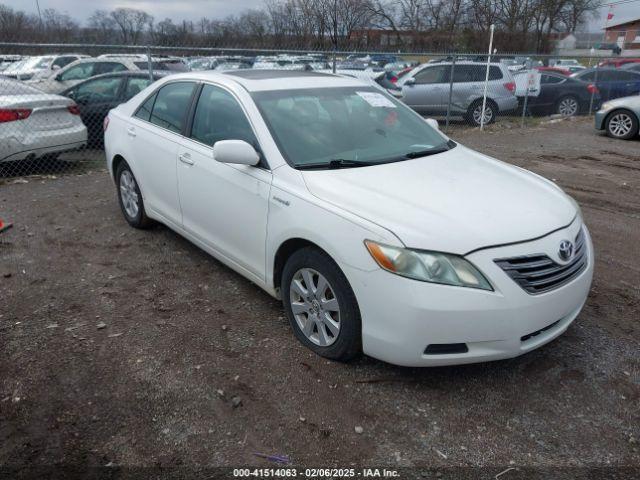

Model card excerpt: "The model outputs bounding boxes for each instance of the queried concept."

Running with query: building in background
[604,16,640,51]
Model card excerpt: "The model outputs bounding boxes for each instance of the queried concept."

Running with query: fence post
[146,45,153,82]
[445,55,456,133]
[521,60,532,128]
[480,24,495,131]
[588,61,599,115]
[332,45,337,74]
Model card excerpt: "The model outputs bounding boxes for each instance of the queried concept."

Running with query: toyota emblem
[558,240,574,262]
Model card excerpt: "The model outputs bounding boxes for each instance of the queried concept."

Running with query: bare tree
[110,8,153,44]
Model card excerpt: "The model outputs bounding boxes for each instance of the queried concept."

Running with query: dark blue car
[571,68,640,101]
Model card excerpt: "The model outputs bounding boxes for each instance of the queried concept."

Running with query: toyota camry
[104,70,594,367]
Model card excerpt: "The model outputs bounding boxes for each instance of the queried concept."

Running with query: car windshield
[252,86,451,169]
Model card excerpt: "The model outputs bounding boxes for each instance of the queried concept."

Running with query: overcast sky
[3,0,639,31]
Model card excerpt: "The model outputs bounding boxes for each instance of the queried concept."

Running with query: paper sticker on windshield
[356,91,396,108]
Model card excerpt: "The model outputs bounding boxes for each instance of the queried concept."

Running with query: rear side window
[135,93,156,122]
[148,82,196,134]
[190,84,257,147]
[75,77,124,102]
[541,74,564,84]
[449,65,503,83]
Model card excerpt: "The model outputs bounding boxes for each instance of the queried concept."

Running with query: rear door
[127,81,197,226]
[401,65,449,112]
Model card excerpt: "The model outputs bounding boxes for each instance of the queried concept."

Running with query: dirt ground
[1,117,639,477]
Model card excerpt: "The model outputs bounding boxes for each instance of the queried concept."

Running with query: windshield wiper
[405,140,456,159]
[296,159,375,170]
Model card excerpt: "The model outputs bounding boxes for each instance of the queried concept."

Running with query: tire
[282,247,361,362]
[115,161,154,229]
[605,109,639,140]
[555,95,579,117]
[466,99,497,127]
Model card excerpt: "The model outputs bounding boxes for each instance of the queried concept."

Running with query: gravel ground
[1,117,639,478]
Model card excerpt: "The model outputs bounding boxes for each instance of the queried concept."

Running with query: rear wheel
[282,247,361,362]
[116,161,154,229]
[605,109,639,140]
[555,95,579,117]
[466,100,497,127]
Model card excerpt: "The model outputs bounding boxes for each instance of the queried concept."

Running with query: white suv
[105,70,593,367]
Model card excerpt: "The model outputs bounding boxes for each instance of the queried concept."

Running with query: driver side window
[190,84,257,147]
[414,66,448,85]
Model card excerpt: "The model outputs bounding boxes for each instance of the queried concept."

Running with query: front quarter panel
[265,165,402,296]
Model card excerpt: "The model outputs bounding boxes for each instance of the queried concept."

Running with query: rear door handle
[179,152,194,166]
[127,126,136,137]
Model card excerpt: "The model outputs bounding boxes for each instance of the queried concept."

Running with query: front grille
[495,228,587,295]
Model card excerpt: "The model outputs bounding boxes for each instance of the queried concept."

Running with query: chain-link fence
[1,41,639,179]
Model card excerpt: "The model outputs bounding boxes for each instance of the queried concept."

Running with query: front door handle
[179,152,194,166]
[127,126,136,137]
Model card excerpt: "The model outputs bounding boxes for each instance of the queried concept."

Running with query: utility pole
[35,0,43,29]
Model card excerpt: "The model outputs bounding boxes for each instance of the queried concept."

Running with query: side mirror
[67,90,75,99]
[213,140,260,166]
[52,65,61,71]
[425,118,439,130]
[404,77,416,86]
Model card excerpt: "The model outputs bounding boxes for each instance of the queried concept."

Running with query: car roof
[170,69,368,92]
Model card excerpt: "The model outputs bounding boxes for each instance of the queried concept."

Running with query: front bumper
[594,110,608,130]
[343,220,594,367]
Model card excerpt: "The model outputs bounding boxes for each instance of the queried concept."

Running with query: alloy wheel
[119,170,140,219]
[608,112,634,137]
[289,268,341,347]
[558,97,578,117]
[473,104,493,125]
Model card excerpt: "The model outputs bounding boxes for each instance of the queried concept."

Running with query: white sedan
[0,79,87,164]
[105,70,593,367]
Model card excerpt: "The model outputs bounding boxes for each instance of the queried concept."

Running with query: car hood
[301,145,576,254]
[603,95,640,108]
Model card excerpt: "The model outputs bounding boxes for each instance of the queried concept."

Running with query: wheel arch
[272,237,332,296]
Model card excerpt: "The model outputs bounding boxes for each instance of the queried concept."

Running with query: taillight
[103,116,110,132]
[0,108,32,123]
[390,75,398,84]
[587,84,599,95]
[503,82,516,93]
[67,104,81,115]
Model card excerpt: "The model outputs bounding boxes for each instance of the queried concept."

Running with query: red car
[597,58,640,68]
[535,66,571,76]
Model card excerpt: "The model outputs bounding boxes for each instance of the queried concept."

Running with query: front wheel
[466,100,497,127]
[605,109,639,140]
[282,247,361,362]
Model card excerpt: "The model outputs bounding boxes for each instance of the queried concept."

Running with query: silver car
[398,61,518,126]
[595,95,640,140]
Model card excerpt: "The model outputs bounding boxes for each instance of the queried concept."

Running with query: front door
[177,83,271,280]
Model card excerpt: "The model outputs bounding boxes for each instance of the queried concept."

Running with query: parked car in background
[595,95,640,140]
[104,70,593,367]
[597,58,640,68]
[62,71,167,147]
[621,63,640,73]
[27,57,141,94]
[0,78,86,163]
[3,55,88,81]
[0,55,22,72]
[552,59,584,68]
[535,66,571,76]
[188,56,226,71]
[398,62,518,126]
[520,72,600,117]
[571,68,640,101]
[28,57,188,94]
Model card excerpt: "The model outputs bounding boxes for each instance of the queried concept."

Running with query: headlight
[600,102,612,111]
[364,240,492,290]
